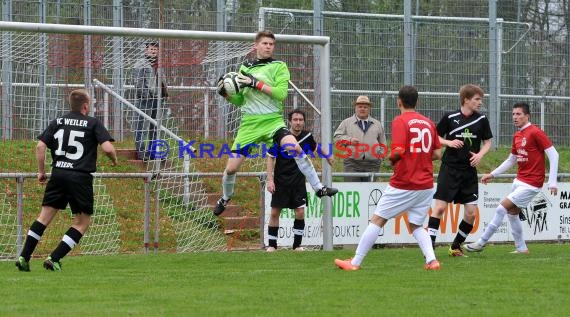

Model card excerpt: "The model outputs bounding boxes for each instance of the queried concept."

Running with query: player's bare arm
[439,135,463,148]
[469,138,492,167]
[101,141,118,166]
[36,140,48,183]
[481,173,494,184]
[266,155,276,194]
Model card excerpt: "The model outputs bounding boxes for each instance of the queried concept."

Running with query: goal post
[0,21,335,252]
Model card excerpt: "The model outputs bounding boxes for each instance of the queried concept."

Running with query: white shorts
[507,178,541,208]
[374,185,435,226]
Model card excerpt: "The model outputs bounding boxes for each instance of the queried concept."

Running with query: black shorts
[433,164,479,204]
[271,182,308,209]
[42,169,94,214]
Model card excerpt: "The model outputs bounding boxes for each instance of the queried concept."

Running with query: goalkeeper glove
[216,75,227,97]
[236,71,265,90]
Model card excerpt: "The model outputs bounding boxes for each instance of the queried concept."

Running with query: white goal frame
[0,21,336,251]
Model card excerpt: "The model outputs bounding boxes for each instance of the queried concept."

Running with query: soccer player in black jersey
[16,89,117,272]
[427,84,493,257]
[265,109,333,251]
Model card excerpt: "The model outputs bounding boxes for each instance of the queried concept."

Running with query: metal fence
[2,0,570,146]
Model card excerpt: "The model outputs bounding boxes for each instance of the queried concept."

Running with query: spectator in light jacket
[334,95,386,182]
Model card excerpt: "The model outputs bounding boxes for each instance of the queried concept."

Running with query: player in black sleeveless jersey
[16,89,117,272]
[265,109,333,251]
[427,84,493,257]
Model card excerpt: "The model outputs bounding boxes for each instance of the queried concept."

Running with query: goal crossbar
[0,21,329,45]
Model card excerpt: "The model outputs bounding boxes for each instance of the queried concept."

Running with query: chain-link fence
[2,0,569,146]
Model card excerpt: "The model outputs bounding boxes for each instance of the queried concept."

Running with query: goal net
[0,22,332,254]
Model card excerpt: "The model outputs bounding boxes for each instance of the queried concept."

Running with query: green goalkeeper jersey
[228,58,290,117]
[227,58,290,151]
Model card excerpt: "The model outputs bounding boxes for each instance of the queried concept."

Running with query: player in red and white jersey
[335,85,443,271]
[389,109,441,190]
[465,103,559,254]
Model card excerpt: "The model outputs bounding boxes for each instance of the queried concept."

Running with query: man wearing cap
[334,95,386,182]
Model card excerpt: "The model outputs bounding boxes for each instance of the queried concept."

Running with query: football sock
[292,219,305,249]
[413,226,436,263]
[50,227,83,262]
[478,205,507,245]
[20,220,46,262]
[427,217,441,249]
[222,171,236,200]
[352,222,381,266]
[451,220,473,250]
[293,156,323,191]
[508,214,528,251]
[267,226,278,248]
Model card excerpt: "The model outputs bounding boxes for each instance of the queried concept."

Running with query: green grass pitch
[3,243,570,316]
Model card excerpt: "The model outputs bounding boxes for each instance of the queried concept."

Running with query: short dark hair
[69,89,89,112]
[398,85,418,109]
[513,102,530,115]
[459,84,484,105]
[288,109,306,122]
[255,30,275,43]
[145,41,159,48]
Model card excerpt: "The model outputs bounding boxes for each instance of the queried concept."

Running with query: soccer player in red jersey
[335,85,443,271]
[465,103,559,254]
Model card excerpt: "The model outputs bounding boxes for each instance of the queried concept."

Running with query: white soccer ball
[223,72,240,96]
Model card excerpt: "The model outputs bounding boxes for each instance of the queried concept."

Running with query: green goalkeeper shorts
[231,113,286,152]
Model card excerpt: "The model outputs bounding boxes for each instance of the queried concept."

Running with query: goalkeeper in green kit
[214,30,338,216]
